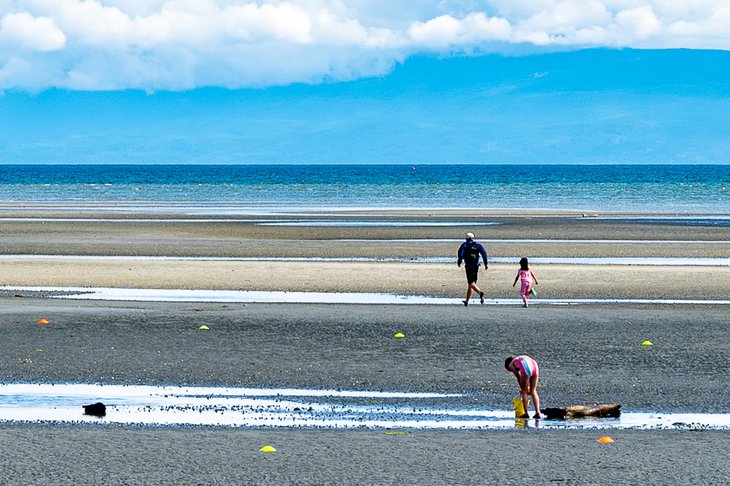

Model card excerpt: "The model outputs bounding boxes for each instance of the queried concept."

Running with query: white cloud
[615,5,662,40]
[1,1,730,90]
[409,15,464,46]
[665,5,730,47]
[408,12,511,47]
[224,3,312,44]
[517,0,612,32]
[0,11,65,51]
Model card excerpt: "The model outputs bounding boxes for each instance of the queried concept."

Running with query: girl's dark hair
[504,355,515,370]
[519,257,529,270]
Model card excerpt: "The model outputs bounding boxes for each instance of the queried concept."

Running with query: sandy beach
[1,425,728,485]
[0,209,728,300]
[0,208,729,484]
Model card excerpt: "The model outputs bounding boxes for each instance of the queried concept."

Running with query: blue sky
[1,1,730,164]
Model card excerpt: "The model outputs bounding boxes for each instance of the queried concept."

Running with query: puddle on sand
[0,384,728,430]
[5,286,730,306]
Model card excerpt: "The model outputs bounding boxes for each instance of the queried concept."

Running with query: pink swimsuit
[513,355,539,378]
[518,268,533,299]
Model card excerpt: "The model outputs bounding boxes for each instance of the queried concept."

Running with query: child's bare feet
[518,413,529,419]
[533,413,542,419]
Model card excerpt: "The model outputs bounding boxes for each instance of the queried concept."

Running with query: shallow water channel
[0,384,728,430]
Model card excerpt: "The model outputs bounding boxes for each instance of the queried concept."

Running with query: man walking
[457,232,488,307]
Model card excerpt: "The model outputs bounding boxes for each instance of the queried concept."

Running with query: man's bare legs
[464,282,484,306]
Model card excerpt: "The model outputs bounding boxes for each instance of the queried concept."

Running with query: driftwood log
[542,403,621,420]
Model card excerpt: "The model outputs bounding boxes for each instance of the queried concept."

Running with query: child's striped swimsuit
[513,355,539,377]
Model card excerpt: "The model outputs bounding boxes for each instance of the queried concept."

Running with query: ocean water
[0,164,728,214]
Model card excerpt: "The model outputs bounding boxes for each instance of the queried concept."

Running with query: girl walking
[513,257,538,307]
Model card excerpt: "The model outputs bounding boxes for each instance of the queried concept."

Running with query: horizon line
[3,162,730,167]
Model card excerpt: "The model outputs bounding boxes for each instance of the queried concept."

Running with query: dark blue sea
[0,164,728,214]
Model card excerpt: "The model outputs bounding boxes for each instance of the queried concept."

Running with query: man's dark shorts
[465,266,479,284]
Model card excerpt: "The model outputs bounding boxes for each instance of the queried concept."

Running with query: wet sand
[0,208,729,484]
[0,210,729,258]
[2,300,729,410]
[0,298,730,484]
[2,259,730,300]
[1,209,728,300]
[1,425,728,485]
[0,299,729,484]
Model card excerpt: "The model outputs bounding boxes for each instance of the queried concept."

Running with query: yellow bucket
[512,398,530,418]
[513,398,528,418]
